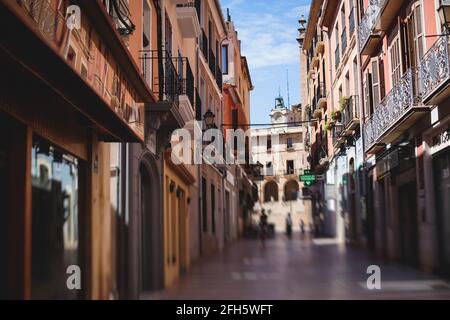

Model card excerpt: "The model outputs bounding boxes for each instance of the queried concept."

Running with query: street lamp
[203,109,216,129]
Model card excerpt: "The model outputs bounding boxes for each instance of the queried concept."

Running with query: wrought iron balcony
[175,57,195,109]
[341,95,360,134]
[358,0,385,55]
[364,68,427,153]
[140,50,181,107]
[420,35,450,105]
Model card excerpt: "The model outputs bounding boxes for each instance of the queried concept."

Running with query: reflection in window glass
[31,136,80,299]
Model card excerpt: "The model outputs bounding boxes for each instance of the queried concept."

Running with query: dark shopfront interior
[0,111,86,299]
[433,148,450,278]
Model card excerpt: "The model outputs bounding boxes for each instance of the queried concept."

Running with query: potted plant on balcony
[331,110,341,121]
[339,96,350,111]
[325,120,334,131]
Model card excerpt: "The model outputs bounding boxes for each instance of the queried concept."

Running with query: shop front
[0,0,150,299]
[424,117,450,278]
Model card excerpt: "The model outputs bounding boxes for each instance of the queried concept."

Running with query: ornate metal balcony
[420,35,450,105]
[341,95,360,134]
[358,0,385,55]
[364,68,427,153]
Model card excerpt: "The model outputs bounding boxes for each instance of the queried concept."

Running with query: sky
[221,0,311,127]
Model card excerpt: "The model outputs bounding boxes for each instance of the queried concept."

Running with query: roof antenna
[286,69,291,108]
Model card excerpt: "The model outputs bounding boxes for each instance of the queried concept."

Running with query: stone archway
[284,180,299,201]
[139,152,163,292]
[264,181,279,202]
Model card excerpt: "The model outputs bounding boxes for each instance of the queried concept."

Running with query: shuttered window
[371,58,381,109]
[389,36,402,87]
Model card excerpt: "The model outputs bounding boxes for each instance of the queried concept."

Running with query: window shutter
[364,72,373,117]
[371,58,380,109]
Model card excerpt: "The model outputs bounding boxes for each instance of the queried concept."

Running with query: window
[363,72,373,116]
[222,45,229,74]
[266,162,273,176]
[286,160,294,174]
[31,136,81,299]
[389,35,402,87]
[371,58,381,108]
[353,58,359,95]
[413,3,425,65]
[345,72,350,97]
[267,135,272,151]
[287,138,293,149]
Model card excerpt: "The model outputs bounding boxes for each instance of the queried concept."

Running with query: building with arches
[251,98,312,233]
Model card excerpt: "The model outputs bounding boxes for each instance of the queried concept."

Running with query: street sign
[300,170,316,186]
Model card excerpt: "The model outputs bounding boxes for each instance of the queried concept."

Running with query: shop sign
[430,127,450,155]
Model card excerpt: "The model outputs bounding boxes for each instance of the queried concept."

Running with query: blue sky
[221,0,311,127]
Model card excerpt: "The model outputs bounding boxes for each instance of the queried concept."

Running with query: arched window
[264,181,279,202]
[284,180,299,201]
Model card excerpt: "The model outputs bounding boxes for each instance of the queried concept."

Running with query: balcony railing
[342,95,360,130]
[103,0,136,35]
[364,68,421,151]
[420,35,450,104]
[358,0,385,53]
[174,57,195,109]
[21,0,67,47]
[140,50,181,107]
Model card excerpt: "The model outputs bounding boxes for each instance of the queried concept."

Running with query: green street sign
[300,170,316,185]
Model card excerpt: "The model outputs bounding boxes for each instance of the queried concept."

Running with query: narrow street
[145,235,450,300]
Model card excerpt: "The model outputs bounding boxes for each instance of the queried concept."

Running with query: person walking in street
[286,213,293,239]
[260,210,268,247]
[300,219,305,235]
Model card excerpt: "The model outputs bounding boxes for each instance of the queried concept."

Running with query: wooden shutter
[364,72,373,117]
[371,57,381,109]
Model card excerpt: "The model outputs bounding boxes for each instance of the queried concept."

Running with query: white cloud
[231,11,301,70]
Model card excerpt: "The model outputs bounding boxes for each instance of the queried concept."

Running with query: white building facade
[252,98,312,233]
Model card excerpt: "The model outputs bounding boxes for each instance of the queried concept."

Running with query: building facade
[299,0,450,279]
[252,98,311,233]
[0,0,152,299]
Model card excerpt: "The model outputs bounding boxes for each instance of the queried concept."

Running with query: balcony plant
[331,110,341,121]
[339,96,350,111]
[325,119,334,131]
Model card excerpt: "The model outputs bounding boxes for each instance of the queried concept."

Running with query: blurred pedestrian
[260,210,268,247]
[300,219,305,234]
[286,213,293,239]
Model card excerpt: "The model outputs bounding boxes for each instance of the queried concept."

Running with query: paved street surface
[144,235,450,300]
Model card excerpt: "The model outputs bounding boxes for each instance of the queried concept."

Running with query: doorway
[433,150,450,278]
[140,156,163,293]
[398,182,419,266]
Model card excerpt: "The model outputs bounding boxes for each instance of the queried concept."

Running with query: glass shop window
[31,136,81,300]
